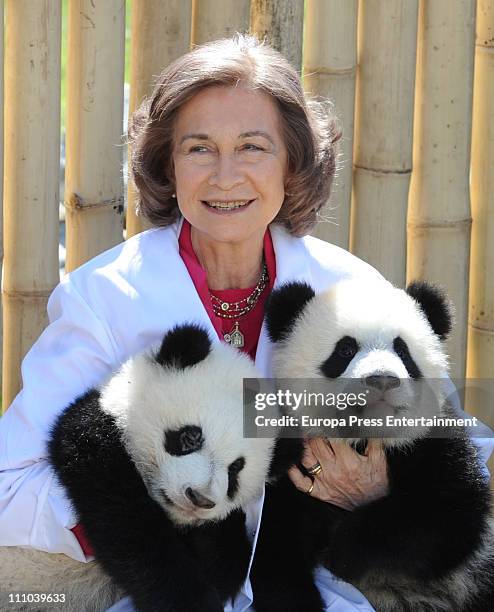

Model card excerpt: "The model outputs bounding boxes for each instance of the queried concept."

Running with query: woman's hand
[288,438,389,510]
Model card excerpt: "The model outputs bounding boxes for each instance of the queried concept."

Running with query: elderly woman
[0,35,490,612]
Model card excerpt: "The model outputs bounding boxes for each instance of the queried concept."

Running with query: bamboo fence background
[1,0,493,435]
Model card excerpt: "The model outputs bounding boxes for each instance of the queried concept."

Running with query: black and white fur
[252,279,494,612]
[0,325,303,612]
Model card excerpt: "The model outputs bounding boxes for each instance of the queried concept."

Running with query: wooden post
[250,0,305,72]
[3,0,61,409]
[0,1,4,392]
[351,0,419,287]
[408,0,476,379]
[64,0,125,273]
[466,0,494,461]
[304,0,358,249]
[467,0,494,380]
[126,0,192,238]
[192,0,250,45]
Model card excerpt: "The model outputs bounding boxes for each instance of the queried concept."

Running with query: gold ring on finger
[307,462,323,476]
[305,480,315,495]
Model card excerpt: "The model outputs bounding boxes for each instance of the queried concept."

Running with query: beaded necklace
[209,263,269,348]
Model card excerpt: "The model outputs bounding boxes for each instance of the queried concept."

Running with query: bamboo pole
[64,0,125,272]
[250,0,305,72]
[192,0,250,45]
[350,0,418,287]
[3,1,61,409]
[408,0,476,379]
[0,1,4,393]
[465,0,494,465]
[467,0,494,381]
[303,0,358,250]
[126,0,192,238]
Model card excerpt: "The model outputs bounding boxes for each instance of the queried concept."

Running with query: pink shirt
[178,219,276,360]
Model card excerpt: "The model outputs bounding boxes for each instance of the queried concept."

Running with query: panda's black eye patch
[393,337,422,379]
[337,339,358,359]
[227,457,245,499]
[320,336,359,379]
[229,457,245,474]
[164,425,204,456]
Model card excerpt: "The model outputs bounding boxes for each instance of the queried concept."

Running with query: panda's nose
[185,487,216,509]
[365,375,401,392]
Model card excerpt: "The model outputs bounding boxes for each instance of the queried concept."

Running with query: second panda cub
[252,279,494,612]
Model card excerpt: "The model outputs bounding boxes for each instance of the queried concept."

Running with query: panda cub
[0,325,303,612]
[252,279,494,612]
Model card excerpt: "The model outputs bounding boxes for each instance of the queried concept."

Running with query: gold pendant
[224,322,244,348]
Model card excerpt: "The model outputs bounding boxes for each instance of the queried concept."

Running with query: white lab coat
[0,219,491,612]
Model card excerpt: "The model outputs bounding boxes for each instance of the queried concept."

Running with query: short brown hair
[129,34,341,236]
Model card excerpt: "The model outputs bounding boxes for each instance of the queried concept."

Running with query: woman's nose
[207,155,245,190]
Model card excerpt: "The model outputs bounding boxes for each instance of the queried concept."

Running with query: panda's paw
[150,584,223,612]
[180,588,223,612]
[253,585,324,612]
[324,547,362,584]
[287,589,324,612]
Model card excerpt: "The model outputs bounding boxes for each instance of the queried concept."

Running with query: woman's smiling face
[172,85,288,245]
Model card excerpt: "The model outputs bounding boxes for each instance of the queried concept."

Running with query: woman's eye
[189,145,210,153]
[242,144,263,152]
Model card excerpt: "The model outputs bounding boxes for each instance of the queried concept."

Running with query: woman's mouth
[201,199,255,212]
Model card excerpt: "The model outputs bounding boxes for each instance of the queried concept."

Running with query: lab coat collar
[255,224,312,377]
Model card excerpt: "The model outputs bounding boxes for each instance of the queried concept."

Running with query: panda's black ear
[406,281,454,340]
[155,324,211,368]
[265,282,315,343]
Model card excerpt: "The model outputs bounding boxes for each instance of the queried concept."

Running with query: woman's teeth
[204,200,252,210]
